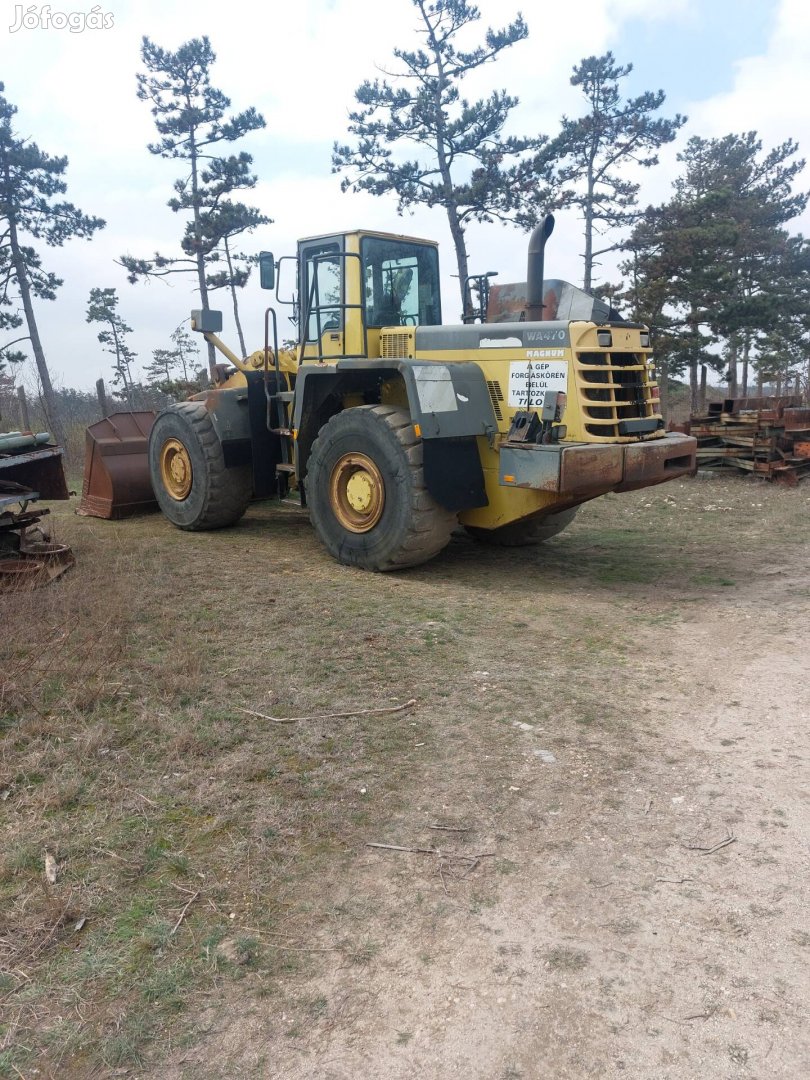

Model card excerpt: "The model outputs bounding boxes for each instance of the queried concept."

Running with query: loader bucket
[77,411,158,519]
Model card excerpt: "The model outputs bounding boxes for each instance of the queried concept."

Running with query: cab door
[298,237,344,361]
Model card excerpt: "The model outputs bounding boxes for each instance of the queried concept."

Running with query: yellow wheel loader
[87,216,696,571]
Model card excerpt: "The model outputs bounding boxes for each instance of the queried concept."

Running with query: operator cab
[270,230,442,363]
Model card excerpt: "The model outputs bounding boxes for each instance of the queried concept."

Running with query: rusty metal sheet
[499,443,561,491]
[560,443,624,494]
[0,553,74,592]
[0,517,74,591]
[783,408,810,432]
[77,411,157,519]
[689,394,810,484]
[500,436,700,496]
[615,433,697,492]
[498,442,624,495]
[0,445,68,500]
[486,281,568,323]
[724,395,802,415]
[487,282,529,323]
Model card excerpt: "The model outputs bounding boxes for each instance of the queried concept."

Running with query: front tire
[149,401,252,531]
[306,405,456,571]
[465,507,578,547]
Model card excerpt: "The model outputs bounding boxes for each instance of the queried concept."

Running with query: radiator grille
[486,379,504,420]
[380,330,414,359]
[575,350,661,438]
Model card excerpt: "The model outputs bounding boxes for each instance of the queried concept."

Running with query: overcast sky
[2,0,808,392]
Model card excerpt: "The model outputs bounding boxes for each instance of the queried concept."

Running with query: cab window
[361,237,441,327]
[301,241,342,341]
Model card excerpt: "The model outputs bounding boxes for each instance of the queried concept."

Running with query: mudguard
[293,359,495,511]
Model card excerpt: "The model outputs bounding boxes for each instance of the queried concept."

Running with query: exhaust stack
[526,214,555,321]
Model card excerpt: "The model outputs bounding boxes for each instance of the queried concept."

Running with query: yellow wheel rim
[160,438,193,501]
[330,453,384,533]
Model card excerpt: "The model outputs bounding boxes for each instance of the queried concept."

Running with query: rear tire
[307,405,456,571]
[465,507,578,547]
[149,401,252,531]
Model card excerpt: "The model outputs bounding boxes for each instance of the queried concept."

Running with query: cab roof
[297,228,439,248]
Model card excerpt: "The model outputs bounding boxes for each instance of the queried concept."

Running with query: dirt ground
[2,474,809,1079]
[164,477,809,1080]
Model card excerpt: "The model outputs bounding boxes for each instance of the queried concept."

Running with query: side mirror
[259,251,275,290]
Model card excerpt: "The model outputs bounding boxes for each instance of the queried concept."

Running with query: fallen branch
[438,862,450,895]
[170,891,199,937]
[428,824,471,832]
[263,942,337,953]
[656,877,693,884]
[237,698,416,724]
[367,843,495,865]
[367,843,438,855]
[133,791,158,808]
[700,835,736,856]
[684,830,736,856]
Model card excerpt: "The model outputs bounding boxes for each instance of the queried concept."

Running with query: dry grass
[1,475,807,1077]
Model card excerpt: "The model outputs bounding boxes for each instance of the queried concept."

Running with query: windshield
[361,237,441,327]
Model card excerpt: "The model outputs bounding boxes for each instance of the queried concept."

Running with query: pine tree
[0,83,104,444]
[144,325,201,396]
[169,325,199,382]
[675,133,807,395]
[617,133,808,412]
[548,53,685,292]
[0,246,25,372]
[201,201,268,357]
[144,347,176,388]
[120,37,266,374]
[619,197,728,413]
[86,288,138,406]
[333,0,546,313]
[754,234,810,399]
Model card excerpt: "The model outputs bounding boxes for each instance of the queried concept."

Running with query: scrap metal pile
[680,396,810,485]
[0,430,74,591]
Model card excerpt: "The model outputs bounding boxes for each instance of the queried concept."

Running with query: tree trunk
[741,331,751,398]
[699,364,707,412]
[189,123,216,380]
[689,358,698,415]
[17,385,31,431]
[446,204,470,317]
[178,346,189,382]
[422,8,470,318]
[8,217,66,448]
[111,321,133,409]
[658,357,669,421]
[583,162,595,292]
[726,338,738,397]
[96,378,108,418]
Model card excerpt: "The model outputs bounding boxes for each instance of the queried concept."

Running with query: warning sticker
[508,360,568,407]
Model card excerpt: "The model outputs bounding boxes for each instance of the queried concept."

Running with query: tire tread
[307,404,456,570]
[151,401,252,531]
